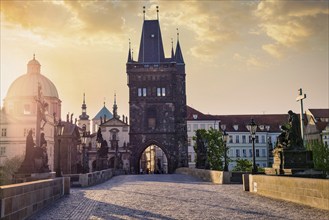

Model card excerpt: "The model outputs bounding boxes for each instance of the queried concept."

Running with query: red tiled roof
[186,106,216,120]
[308,109,329,119]
[187,106,288,132]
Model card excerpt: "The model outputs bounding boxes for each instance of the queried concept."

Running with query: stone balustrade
[246,174,329,211]
[175,167,232,184]
[66,168,115,187]
[0,177,70,220]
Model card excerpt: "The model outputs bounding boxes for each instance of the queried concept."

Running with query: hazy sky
[1,0,328,120]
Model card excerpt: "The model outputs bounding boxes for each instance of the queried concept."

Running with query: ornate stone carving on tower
[127,8,188,173]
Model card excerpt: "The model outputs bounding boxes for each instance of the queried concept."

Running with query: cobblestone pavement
[29,174,329,220]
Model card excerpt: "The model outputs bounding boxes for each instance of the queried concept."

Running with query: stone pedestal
[265,147,317,176]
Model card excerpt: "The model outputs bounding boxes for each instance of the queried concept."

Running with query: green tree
[0,155,23,185]
[233,158,252,172]
[193,128,226,170]
[307,140,329,177]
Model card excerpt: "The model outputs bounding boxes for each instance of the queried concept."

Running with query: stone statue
[276,110,303,150]
[17,130,36,173]
[26,130,35,162]
[288,110,303,149]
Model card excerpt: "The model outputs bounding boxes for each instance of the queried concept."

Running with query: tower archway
[139,144,168,174]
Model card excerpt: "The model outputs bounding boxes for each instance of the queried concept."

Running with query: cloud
[255,1,329,57]
[0,1,140,46]
[151,1,257,60]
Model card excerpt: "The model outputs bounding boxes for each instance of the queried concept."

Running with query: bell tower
[127,7,188,173]
[78,93,90,132]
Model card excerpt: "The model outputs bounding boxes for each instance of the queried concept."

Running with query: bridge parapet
[246,174,329,211]
[175,168,233,184]
[0,177,70,220]
[65,169,117,187]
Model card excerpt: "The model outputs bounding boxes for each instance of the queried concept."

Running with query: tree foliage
[307,140,329,177]
[193,128,226,171]
[0,155,24,185]
[232,158,252,172]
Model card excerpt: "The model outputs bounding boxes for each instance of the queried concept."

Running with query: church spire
[175,28,184,64]
[113,92,118,119]
[79,93,89,120]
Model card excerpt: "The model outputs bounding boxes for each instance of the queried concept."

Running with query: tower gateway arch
[126,11,188,173]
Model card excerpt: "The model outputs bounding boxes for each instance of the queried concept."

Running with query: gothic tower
[127,9,188,173]
[78,93,90,132]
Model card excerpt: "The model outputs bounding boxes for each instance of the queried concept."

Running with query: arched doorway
[139,145,168,174]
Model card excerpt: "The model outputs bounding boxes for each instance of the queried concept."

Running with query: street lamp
[81,131,90,173]
[56,120,64,177]
[247,118,258,174]
[223,130,229,171]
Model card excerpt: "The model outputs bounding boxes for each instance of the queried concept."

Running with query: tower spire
[171,38,174,60]
[113,92,118,119]
[175,28,184,64]
[79,93,89,120]
[127,39,132,62]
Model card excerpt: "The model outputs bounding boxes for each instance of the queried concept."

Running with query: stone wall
[0,177,70,220]
[68,168,114,187]
[248,175,329,211]
[175,168,231,184]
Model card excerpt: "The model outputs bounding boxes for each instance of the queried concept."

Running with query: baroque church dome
[6,55,59,98]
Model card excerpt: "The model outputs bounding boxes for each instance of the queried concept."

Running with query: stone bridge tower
[126,13,188,173]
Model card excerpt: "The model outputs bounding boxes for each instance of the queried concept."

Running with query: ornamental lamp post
[56,120,64,177]
[82,131,90,173]
[247,118,258,174]
[223,130,229,171]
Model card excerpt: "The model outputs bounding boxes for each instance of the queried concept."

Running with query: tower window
[157,88,166,96]
[147,107,156,129]
[1,128,7,137]
[138,88,147,97]
[24,104,31,114]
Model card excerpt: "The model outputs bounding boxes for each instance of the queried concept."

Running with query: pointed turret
[171,38,175,60]
[138,15,165,63]
[175,30,184,64]
[79,93,89,120]
[113,92,119,119]
[127,39,132,62]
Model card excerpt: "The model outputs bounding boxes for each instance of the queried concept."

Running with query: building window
[229,135,233,143]
[236,149,240,158]
[157,88,166,96]
[0,147,6,156]
[261,135,265,143]
[187,125,191,132]
[193,124,198,131]
[249,135,252,143]
[200,124,205,129]
[261,149,266,157]
[255,135,259,143]
[242,149,247,157]
[256,149,260,157]
[235,135,239,143]
[24,104,31,114]
[242,135,246,143]
[138,88,147,97]
[1,128,7,137]
[249,149,252,157]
